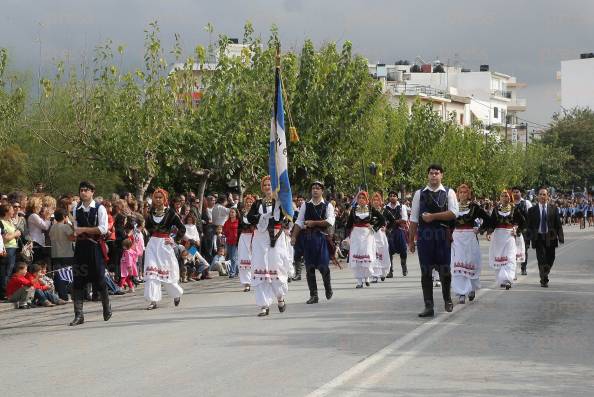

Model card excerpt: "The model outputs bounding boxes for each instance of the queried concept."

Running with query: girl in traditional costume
[450,184,491,303]
[247,177,293,317]
[144,189,186,310]
[346,191,385,288]
[487,190,525,290]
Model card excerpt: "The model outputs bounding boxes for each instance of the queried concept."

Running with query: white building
[558,53,594,111]
[169,39,253,106]
[369,61,528,142]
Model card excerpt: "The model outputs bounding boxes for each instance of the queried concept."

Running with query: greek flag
[269,64,294,220]
[57,266,73,282]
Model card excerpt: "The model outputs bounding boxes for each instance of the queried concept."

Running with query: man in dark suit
[527,187,564,288]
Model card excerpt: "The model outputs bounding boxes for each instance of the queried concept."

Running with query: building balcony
[491,89,512,99]
[388,83,450,101]
[507,98,527,112]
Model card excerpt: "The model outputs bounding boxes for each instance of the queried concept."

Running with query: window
[493,107,499,119]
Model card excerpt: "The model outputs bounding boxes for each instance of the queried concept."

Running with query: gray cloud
[2,0,593,125]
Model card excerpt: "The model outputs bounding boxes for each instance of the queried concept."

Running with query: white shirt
[72,200,108,235]
[211,204,230,226]
[184,224,200,241]
[385,202,408,222]
[410,184,459,223]
[295,199,335,229]
[27,213,51,246]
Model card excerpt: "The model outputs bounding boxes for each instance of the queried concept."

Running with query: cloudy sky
[3,0,594,126]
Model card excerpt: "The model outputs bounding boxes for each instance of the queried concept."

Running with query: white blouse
[27,213,51,246]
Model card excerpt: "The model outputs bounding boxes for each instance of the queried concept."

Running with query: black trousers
[305,266,331,297]
[534,239,556,283]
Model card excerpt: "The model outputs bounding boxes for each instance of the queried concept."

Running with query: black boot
[521,262,527,275]
[321,268,333,300]
[440,269,453,312]
[419,273,434,317]
[306,267,319,302]
[100,288,112,322]
[387,260,394,278]
[306,294,319,304]
[69,290,85,326]
[418,301,434,317]
[401,257,408,276]
[293,259,303,281]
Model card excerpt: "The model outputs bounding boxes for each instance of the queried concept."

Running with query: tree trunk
[135,177,152,207]
[237,168,243,202]
[187,168,211,219]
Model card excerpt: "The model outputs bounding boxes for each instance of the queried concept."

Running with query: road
[1,226,593,397]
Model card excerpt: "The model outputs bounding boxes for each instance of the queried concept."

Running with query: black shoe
[355,284,363,289]
[69,315,85,326]
[278,301,286,313]
[257,307,270,317]
[306,296,319,304]
[505,282,512,290]
[365,281,370,287]
[287,278,292,283]
[292,276,302,281]
[174,297,181,307]
[468,291,476,301]
[418,306,434,318]
[402,270,408,277]
[325,289,333,300]
[540,282,549,288]
[147,302,157,310]
[445,301,454,312]
[386,271,394,279]
[521,270,527,276]
[380,277,385,282]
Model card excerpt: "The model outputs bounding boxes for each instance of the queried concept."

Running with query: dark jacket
[527,203,564,247]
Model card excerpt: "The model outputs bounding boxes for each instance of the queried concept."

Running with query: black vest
[76,203,100,228]
[304,201,328,222]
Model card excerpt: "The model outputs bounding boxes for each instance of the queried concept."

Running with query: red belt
[241,231,253,235]
[152,232,170,238]
[353,223,369,228]
[496,224,514,229]
[455,225,474,230]
[273,224,282,230]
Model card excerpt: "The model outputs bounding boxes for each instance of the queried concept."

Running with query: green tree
[541,107,594,189]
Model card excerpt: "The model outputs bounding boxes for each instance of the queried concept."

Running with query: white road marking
[306,237,583,397]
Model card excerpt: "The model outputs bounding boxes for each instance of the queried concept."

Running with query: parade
[2,2,594,396]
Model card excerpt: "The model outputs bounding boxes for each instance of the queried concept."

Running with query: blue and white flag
[269,66,294,220]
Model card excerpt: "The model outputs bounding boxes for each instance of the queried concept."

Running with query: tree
[29,22,191,201]
[0,48,26,146]
[541,107,594,189]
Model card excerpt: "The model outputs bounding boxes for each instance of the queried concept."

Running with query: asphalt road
[1,226,593,397]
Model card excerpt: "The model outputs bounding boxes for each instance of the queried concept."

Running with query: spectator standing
[1,204,22,299]
[26,196,52,263]
[223,208,240,278]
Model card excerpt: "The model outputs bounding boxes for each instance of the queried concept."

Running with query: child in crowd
[133,217,146,283]
[6,262,34,309]
[26,263,65,306]
[184,247,210,281]
[119,238,137,292]
[211,246,230,277]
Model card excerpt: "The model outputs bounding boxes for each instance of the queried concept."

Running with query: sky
[2,0,594,127]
